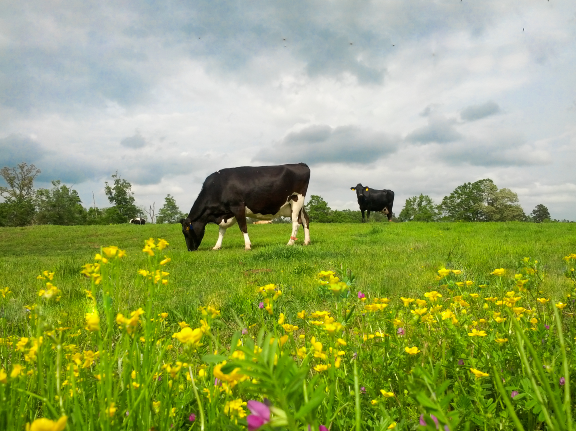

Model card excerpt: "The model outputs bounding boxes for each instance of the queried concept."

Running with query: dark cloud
[121,132,147,149]
[254,124,399,165]
[0,134,47,168]
[406,116,462,144]
[460,101,501,121]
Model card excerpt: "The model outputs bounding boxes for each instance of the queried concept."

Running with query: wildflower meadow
[1,222,576,430]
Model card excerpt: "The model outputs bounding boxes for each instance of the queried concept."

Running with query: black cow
[180,163,311,251]
[351,183,394,222]
[130,218,146,225]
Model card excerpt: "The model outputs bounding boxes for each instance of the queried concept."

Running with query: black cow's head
[351,183,370,202]
[179,218,205,251]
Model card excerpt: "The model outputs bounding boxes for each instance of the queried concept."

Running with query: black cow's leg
[288,193,305,245]
[299,206,311,245]
[387,204,393,221]
[231,203,251,250]
[367,210,371,222]
[361,209,366,222]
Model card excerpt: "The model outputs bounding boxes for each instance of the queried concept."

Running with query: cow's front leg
[288,194,305,246]
[213,217,237,250]
[367,210,371,221]
[231,203,251,250]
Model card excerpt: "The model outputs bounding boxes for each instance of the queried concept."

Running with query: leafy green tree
[399,194,439,222]
[104,172,140,224]
[0,162,41,226]
[483,188,526,222]
[86,207,108,225]
[305,195,332,223]
[439,179,496,221]
[157,194,186,224]
[530,204,551,223]
[35,180,87,225]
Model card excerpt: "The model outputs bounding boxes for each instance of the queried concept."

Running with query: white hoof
[245,245,252,251]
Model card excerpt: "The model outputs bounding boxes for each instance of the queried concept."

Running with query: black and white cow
[130,217,146,225]
[180,163,311,251]
[351,183,394,222]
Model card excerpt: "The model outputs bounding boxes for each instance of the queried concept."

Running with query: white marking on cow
[212,217,237,250]
[287,193,305,246]
[243,232,252,250]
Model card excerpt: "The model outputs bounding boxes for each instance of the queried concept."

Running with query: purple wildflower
[511,391,519,399]
[319,426,329,431]
[420,414,439,428]
[397,327,405,336]
[458,359,464,366]
[247,400,270,431]
[214,378,221,387]
[358,291,365,299]
[560,377,566,386]
[360,386,366,394]
[259,302,264,309]
[545,325,550,330]
[242,328,248,335]
[189,413,196,422]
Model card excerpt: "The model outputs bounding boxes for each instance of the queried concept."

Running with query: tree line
[306,178,563,223]
[0,163,186,227]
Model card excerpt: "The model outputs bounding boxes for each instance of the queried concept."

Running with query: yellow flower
[297,310,306,319]
[106,403,117,417]
[282,324,299,333]
[491,268,506,276]
[85,312,100,332]
[400,297,414,307]
[452,269,462,275]
[0,369,7,383]
[152,401,161,414]
[224,398,247,424]
[469,368,489,379]
[424,291,442,302]
[467,329,487,337]
[411,308,428,316]
[314,364,330,372]
[213,361,247,386]
[337,338,347,346]
[537,298,549,304]
[556,302,567,310]
[157,239,169,250]
[371,400,378,405]
[405,346,420,355]
[388,422,397,430]
[415,299,427,307]
[0,287,11,298]
[26,416,67,431]
[494,317,507,324]
[11,364,24,378]
[392,318,402,327]
[437,268,451,277]
[160,257,171,266]
[142,245,155,256]
[172,327,203,345]
[469,293,479,298]
[380,390,395,398]
[495,338,508,344]
[278,313,285,325]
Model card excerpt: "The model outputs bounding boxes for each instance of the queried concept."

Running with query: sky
[1,0,575,220]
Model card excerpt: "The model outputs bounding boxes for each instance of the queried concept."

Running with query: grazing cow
[351,183,394,222]
[180,163,311,251]
[130,217,146,225]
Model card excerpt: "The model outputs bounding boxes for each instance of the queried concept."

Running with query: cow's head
[351,183,369,201]
[179,218,205,251]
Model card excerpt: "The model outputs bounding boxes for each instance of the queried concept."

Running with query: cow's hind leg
[299,206,311,245]
[288,194,305,246]
[231,204,252,250]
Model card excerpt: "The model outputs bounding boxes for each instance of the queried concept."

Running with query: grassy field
[1,222,575,332]
[1,221,576,430]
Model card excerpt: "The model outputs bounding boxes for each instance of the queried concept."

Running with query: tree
[305,195,332,223]
[439,179,496,221]
[399,194,439,222]
[157,194,186,224]
[530,204,551,223]
[0,162,41,226]
[35,180,87,225]
[104,172,140,224]
[483,188,526,222]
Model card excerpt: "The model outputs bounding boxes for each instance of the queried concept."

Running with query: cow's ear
[365,187,369,191]
[350,187,355,191]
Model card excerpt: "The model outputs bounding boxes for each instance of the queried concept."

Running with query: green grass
[1,222,575,335]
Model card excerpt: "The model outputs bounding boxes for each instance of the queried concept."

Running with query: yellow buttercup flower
[405,346,420,355]
[172,327,203,345]
[26,416,67,431]
[314,364,330,372]
[537,298,549,304]
[297,310,306,319]
[411,308,428,316]
[0,369,7,383]
[470,368,489,379]
[495,338,508,344]
[85,312,100,332]
[380,390,395,397]
[424,291,442,302]
[437,268,451,277]
[278,313,285,325]
[467,329,487,337]
[388,422,397,430]
[491,268,506,276]
[400,297,414,307]
[556,302,567,310]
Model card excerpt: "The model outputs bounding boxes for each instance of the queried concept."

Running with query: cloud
[253,124,399,165]
[0,134,47,168]
[406,115,463,144]
[120,132,147,149]
[460,101,501,121]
